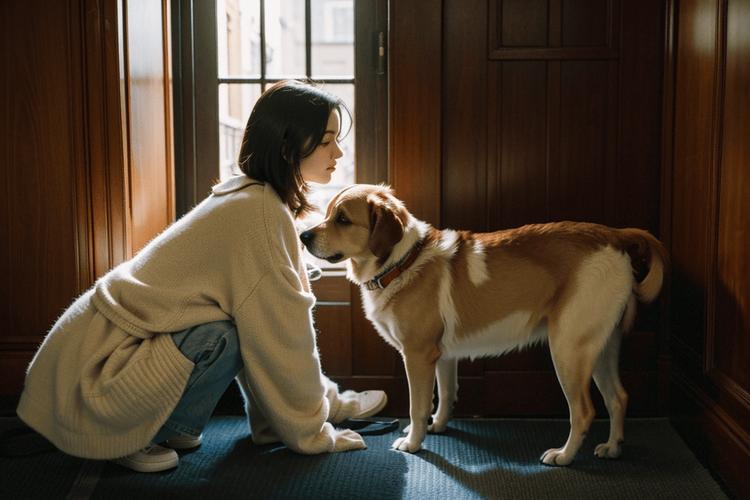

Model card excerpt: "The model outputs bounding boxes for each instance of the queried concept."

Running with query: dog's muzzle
[299,230,344,263]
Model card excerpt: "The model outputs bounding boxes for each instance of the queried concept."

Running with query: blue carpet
[1,417,729,499]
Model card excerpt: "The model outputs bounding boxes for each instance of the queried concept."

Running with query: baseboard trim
[671,368,750,499]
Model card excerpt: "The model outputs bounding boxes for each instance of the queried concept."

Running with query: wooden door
[318,0,666,417]
[0,0,175,396]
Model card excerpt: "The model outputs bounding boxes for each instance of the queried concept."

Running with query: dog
[300,184,667,466]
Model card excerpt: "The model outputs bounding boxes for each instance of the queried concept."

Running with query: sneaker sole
[111,454,179,473]
[357,392,388,418]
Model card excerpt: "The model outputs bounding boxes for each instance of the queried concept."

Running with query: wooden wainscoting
[663,0,750,497]
[0,0,175,395]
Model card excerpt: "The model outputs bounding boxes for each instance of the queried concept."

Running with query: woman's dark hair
[237,80,350,217]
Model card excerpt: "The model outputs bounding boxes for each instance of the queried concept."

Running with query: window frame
[171,0,388,215]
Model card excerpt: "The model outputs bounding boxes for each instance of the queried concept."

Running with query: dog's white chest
[362,293,403,350]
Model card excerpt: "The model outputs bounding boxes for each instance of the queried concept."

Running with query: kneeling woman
[16,80,386,472]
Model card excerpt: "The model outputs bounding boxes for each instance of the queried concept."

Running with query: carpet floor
[0,416,730,499]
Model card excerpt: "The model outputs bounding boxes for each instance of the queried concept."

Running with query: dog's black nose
[299,230,315,246]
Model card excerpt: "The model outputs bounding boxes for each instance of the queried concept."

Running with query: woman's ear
[368,199,404,263]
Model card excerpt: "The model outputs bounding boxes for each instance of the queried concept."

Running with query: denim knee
[172,320,242,377]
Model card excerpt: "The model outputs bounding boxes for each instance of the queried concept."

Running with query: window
[172,0,387,263]
[217,0,355,220]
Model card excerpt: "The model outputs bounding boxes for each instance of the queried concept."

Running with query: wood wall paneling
[437,0,664,416]
[561,0,608,47]
[442,0,487,232]
[1,0,175,395]
[555,60,609,224]
[713,0,750,398]
[86,0,129,278]
[0,0,89,393]
[315,305,353,377]
[670,0,719,357]
[496,61,548,229]
[665,0,750,496]
[389,0,442,225]
[615,0,664,233]
[499,0,548,48]
[311,275,352,377]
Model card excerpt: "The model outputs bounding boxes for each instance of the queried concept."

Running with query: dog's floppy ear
[368,197,404,263]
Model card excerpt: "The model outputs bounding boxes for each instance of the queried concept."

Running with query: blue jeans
[151,320,243,444]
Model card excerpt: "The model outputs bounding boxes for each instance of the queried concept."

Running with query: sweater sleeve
[234,267,366,454]
[235,369,281,445]
[232,193,364,454]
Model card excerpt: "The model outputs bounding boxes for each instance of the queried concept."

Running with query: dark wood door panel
[320,0,664,417]
[554,60,610,224]
[440,0,665,417]
[1,0,176,396]
[442,0,488,233]
[561,0,610,47]
[0,0,85,346]
[714,0,750,394]
[670,0,719,357]
[315,305,353,377]
[491,61,549,230]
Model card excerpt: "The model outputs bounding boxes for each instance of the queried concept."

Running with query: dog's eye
[336,212,351,225]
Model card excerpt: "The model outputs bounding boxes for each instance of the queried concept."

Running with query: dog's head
[300,184,409,266]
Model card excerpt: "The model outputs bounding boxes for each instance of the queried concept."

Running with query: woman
[16,80,387,472]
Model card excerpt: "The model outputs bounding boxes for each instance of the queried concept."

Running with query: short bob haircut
[237,80,350,217]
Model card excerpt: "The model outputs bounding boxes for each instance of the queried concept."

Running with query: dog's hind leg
[592,326,627,459]
[541,321,608,466]
[431,357,458,432]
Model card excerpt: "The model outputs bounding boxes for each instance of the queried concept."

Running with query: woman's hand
[332,429,366,452]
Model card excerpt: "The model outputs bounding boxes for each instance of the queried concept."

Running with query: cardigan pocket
[80,329,194,429]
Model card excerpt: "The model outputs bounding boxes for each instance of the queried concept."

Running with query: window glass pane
[219,83,262,180]
[265,0,306,78]
[311,0,354,77]
[217,0,261,78]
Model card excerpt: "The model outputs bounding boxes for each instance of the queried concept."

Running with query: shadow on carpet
[0,417,729,499]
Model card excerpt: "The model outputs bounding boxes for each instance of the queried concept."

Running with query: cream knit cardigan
[17,175,361,459]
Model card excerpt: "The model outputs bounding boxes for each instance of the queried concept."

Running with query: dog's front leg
[393,347,437,453]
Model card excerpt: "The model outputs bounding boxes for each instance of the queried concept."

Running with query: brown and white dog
[299,184,667,466]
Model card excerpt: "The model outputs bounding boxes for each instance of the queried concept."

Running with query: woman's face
[300,110,344,184]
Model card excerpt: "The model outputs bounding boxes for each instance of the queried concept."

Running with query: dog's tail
[618,228,669,304]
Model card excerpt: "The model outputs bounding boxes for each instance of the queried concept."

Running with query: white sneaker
[164,433,203,450]
[111,444,179,473]
[353,390,388,418]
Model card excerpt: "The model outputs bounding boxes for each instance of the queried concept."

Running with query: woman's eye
[336,213,350,225]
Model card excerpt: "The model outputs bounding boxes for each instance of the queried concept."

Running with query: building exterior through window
[216,0,355,232]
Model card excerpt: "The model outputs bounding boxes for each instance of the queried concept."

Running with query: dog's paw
[540,448,574,466]
[428,418,448,433]
[594,441,622,459]
[392,436,422,453]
